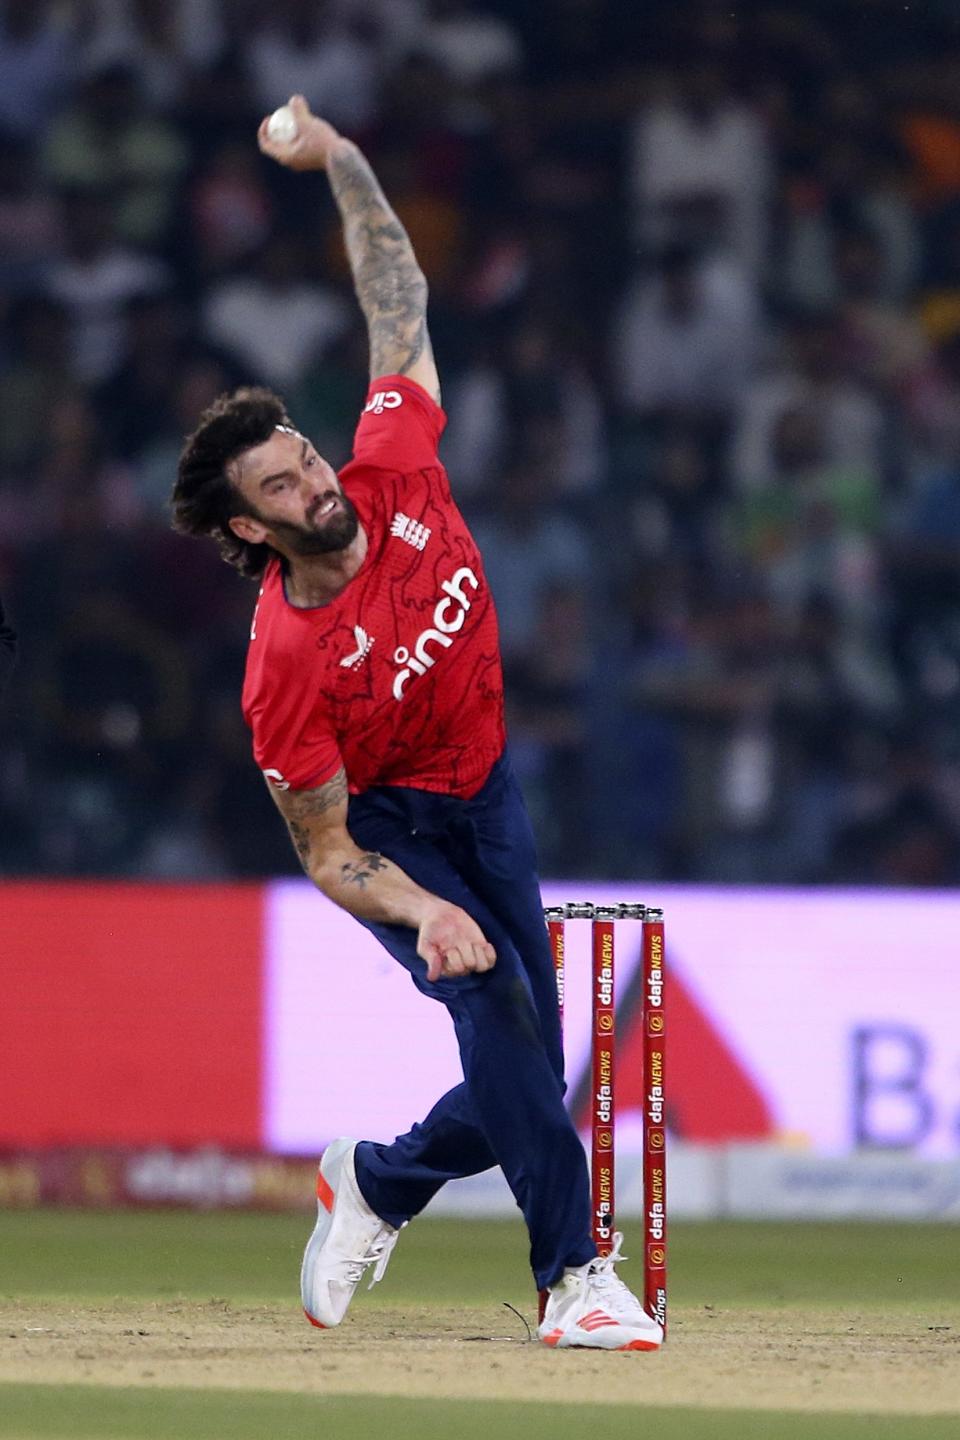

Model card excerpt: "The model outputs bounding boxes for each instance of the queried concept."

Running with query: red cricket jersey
[241,376,506,799]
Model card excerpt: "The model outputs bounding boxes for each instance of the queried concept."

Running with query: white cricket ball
[267,105,298,144]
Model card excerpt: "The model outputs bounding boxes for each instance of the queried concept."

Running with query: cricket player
[172,97,661,1352]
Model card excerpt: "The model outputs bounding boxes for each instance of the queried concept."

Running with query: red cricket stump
[539,907,567,1324]
[641,908,668,1335]
[591,907,617,1257]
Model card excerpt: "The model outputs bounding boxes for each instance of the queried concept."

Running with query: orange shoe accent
[617,1338,660,1351]
[541,1327,564,1347]
[577,1309,620,1332]
[316,1170,335,1212]
[303,1307,327,1329]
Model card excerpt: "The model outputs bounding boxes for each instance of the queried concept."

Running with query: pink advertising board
[264,884,960,1160]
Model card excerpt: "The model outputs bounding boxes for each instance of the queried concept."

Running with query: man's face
[227,428,359,557]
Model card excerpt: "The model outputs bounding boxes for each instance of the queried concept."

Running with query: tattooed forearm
[339,852,389,889]
[286,818,312,872]
[266,767,427,925]
[326,142,434,384]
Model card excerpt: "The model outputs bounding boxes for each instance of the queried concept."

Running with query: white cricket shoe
[301,1137,403,1329]
[538,1233,664,1351]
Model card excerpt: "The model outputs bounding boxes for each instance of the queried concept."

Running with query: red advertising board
[1,883,264,1147]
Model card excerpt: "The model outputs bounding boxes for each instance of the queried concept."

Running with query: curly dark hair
[171,386,294,579]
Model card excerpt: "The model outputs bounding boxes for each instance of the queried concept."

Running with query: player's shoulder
[242,564,334,701]
[356,377,441,443]
[347,373,447,476]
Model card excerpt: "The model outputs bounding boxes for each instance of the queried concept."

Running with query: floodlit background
[2,0,960,1216]
[4,0,960,885]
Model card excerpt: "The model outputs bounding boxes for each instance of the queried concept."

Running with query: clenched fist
[417,900,497,983]
[257,95,346,173]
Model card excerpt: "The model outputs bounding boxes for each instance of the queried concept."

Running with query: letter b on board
[852,1025,933,1149]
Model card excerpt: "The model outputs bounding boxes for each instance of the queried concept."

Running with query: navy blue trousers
[345,752,595,1290]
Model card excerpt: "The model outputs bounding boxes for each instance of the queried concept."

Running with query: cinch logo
[364,390,403,415]
[392,566,479,700]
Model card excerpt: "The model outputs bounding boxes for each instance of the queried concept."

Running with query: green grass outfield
[2,1211,958,1440]
[0,1209,955,1309]
[0,1385,953,1440]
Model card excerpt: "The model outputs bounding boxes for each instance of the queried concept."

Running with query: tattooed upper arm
[266,767,349,874]
[327,142,441,403]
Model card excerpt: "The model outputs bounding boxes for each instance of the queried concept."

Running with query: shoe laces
[584,1232,645,1316]
[342,1222,403,1290]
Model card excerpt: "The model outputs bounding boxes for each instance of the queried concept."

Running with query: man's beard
[264,492,360,556]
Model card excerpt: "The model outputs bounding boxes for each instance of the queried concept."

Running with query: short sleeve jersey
[241,376,506,799]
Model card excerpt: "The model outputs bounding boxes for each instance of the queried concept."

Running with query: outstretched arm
[267,767,495,983]
[258,96,440,403]
[327,143,439,401]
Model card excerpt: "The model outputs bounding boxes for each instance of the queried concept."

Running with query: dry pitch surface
[2,1297,959,1416]
[2,1213,959,1435]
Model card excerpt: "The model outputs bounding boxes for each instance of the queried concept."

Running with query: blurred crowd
[3,0,960,884]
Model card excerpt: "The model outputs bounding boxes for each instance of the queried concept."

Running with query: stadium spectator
[627,36,772,274]
[43,191,170,383]
[41,63,189,248]
[444,317,605,497]
[612,242,760,430]
[0,297,72,480]
[731,311,885,492]
[415,0,523,90]
[736,403,883,625]
[244,0,383,133]
[201,231,352,390]
[470,457,590,660]
[186,140,275,279]
[504,580,592,875]
[0,138,61,295]
[0,0,73,143]
[0,595,16,696]
[77,0,226,109]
